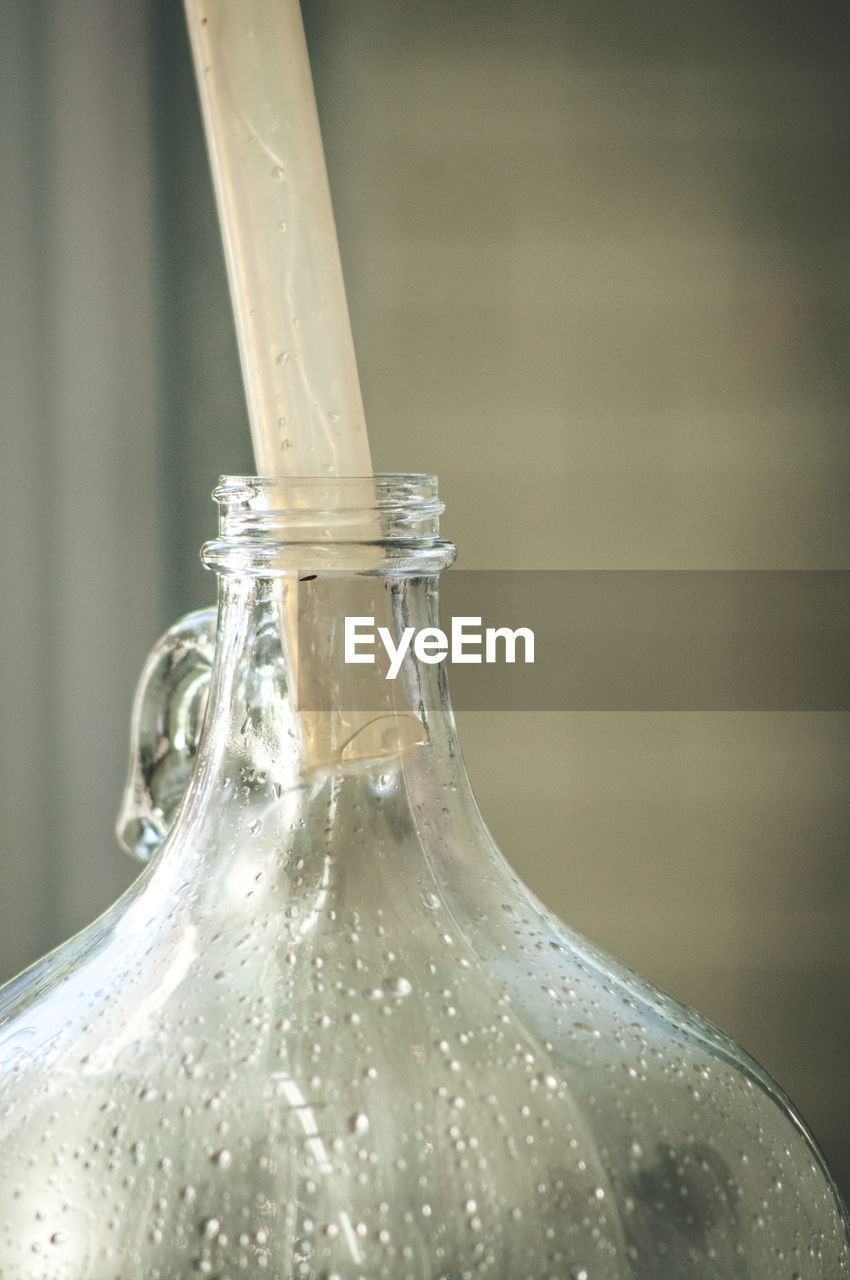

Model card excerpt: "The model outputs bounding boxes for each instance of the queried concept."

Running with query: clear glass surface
[0,477,847,1278]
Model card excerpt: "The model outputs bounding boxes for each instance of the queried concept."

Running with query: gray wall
[1,0,848,1197]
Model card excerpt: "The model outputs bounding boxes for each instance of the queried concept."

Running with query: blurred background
[1,0,848,1197]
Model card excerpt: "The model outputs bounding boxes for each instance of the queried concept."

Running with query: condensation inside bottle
[0,483,848,1277]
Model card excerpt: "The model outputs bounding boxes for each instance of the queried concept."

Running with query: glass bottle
[0,475,847,1279]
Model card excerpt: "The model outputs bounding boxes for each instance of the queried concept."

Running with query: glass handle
[116,607,218,861]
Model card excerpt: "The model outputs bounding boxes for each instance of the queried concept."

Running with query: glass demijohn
[0,476,847,1279]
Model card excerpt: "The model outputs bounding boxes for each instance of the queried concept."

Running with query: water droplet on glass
[212,1148,232,1169]
[271,165,285,181]
[349,1112,369,1135]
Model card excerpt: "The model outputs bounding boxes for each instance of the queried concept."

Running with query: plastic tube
[183,0,372,478]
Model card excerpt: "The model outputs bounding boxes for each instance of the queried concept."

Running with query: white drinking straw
[183,0,372,479]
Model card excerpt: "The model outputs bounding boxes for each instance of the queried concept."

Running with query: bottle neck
[197,473,458,785]
[197,566,463,794]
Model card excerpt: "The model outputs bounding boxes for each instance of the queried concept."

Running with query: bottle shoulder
[0,802,847,1278]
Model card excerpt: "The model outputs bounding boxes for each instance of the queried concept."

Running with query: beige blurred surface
[0,0,847,1200]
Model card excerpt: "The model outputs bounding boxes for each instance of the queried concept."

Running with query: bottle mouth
[202,474,456,576]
